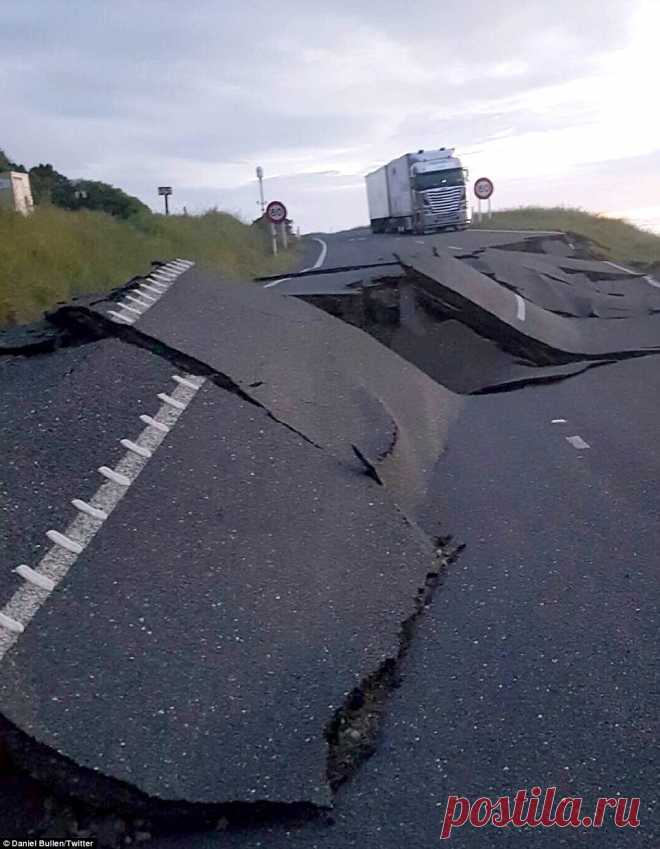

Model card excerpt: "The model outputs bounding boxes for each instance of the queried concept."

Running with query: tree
[62,180,150,219]
[29,163,70,204]
[0,147,27,173]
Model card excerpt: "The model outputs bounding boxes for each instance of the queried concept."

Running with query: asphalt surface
[0,340,174,609]
[0,380,437,807]
[0,226,658,845]
[151,355,659,849]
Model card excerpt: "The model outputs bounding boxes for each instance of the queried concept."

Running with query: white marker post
[265,200,288,255]
[474,177,494,223]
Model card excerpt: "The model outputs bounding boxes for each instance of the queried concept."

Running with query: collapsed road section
[0,260,461,822]
[271,236,660,395]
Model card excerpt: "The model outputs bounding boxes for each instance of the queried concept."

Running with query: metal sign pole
[280,222,288,250]
[164,194,169,216]
[256,166,265,214]
[271,222,278,255]
[487,197,492,220]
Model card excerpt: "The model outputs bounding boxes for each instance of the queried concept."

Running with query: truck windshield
[414,168,465,190]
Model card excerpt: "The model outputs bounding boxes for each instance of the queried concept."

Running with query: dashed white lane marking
[120,438,152,458]
[514,293,526,321]
[566,435,590,450]
[139,415,169,433]
[104,259,195,327]
[264,237,328,288]
[415,240,425,244]
[140,283,167,296]
[126,295,152,308]
[644,275,660,289]
[98,466,131,486]
[71,499,108,520]
[552,418,567,424]
[0,373,206,660]
[46,530,83,554]
[448,245,461,250]
[15,566,55,592]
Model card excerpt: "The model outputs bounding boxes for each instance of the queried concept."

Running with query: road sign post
[473,178,494,223]
[265,200,288,254]
[256,166,265,214]
[158,186,173,216]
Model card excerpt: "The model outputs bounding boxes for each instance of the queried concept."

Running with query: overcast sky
[2,0,658,232]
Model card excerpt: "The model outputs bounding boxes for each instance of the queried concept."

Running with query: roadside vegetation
[472,207,660,272]
[0,207,298,327]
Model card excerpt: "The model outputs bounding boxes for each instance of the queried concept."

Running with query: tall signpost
[256,166,265,215]
[473,177,494,223]
[158,186,173,216]
[265,200,287,255]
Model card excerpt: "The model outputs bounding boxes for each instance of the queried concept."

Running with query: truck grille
[423,186,465,215]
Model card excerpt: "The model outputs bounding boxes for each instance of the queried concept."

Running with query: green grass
[0,207,299,327]
[471,207,660,272]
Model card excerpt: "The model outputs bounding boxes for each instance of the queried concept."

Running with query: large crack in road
[1,236,658,846]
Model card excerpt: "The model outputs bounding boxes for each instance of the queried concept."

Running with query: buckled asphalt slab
[118,267,462,515]
[0,379,440,808]
[0,263,461,812]
[396,248,660,360]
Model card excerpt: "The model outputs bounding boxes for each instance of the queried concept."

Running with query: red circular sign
[265,200,287,223]
[474,178,494,200]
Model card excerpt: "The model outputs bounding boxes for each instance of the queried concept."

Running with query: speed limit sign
[266,200,287,224]
[474,178,494,200]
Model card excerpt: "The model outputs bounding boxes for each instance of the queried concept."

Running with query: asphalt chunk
[0,381,438,810]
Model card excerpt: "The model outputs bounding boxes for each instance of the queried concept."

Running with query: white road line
[139,414,169,433]
[126,295,152,308]
[552,418,567,424]
[15,566,55,592]
[448,245,461,250]
[45,530,83,555]
[158,392,186,410]
[604,260,660,288]
[140,283,167,296]
[120,438,153,459]
[604,260,636,275]
[71,499,108,520]
[514,293,526,321]
[0,613,23,634]
[415,240,425,244]
[105,259,195,327]
[173,374,201,390]
[264,237,327,288]
[566,435,590,450]
[0,375,206,659]
[309,236,328,268]
[107,310,135,324]
[98,467,131,486]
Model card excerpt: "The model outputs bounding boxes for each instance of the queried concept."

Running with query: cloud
[1,0,657,232]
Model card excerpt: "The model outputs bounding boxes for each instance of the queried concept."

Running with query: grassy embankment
[472,207,660,273]
[0,207,299,327]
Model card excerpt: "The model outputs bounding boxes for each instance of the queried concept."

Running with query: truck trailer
[365,148,469,234]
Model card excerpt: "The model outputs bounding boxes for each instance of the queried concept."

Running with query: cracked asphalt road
[1,227,658,846]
